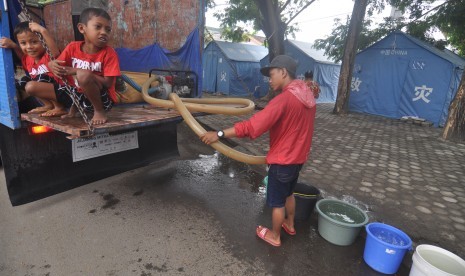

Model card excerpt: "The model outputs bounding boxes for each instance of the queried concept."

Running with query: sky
[206,0,392,44]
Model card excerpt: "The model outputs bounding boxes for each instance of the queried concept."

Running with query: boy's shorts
[53,83,113,112]
[17,74,55,89]
[266,164,303,208]
[17,74,112,111]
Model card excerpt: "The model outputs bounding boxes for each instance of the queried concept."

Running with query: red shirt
[22,53,72,85]
[234,80,316,165]
[57,41,121,102]
[22,53,53,79]
[307,80,320,99]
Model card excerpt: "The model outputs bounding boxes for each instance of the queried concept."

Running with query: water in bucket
[375,229,408,247]
[364,222,412,274]
[326,212,356,223]
[410,244,465,276]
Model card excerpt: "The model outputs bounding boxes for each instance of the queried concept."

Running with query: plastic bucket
[293,183,320,221]
[364,222,412,274]
[316,199,369,246]
[409,244,465,276]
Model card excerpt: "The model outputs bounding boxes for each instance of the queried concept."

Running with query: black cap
[260,55,297,77]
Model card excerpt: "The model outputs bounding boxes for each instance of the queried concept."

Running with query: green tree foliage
[314,0,465,62]
[212,0,316,60]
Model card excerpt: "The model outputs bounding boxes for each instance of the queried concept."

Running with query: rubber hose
[121,74,159,94]
[169,93,266,165]
[141,75,255,115]
[141,75,266,165]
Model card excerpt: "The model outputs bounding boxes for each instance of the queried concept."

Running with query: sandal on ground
[256,225,281,247]
[282,223,296,236]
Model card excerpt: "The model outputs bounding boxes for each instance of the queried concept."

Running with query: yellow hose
[141,75,255,115]
[141,75,267,165]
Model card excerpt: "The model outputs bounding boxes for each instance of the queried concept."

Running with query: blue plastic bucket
[363,222,412,274]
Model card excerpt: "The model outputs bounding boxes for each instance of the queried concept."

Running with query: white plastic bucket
[409,244,465,276]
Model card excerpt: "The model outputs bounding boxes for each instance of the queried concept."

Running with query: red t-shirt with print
[22,53,53,79]
[21,53,72,85]
[57,41,121,102]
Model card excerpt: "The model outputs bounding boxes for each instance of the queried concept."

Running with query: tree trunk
[255,0,285,62]
[333,0,369,114]
[255,0,286,100]
[443,69,465,141]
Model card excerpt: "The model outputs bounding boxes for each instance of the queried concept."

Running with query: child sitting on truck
[0,21,72,116]
[48,8,121,125]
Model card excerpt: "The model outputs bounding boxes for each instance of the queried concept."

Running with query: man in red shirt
[201,55,316,247]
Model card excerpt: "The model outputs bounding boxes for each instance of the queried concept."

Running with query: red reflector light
[30,125,53,134]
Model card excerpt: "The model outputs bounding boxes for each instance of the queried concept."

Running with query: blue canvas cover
[259,40,340,103]
[115,28,203,97]
[202,41,268,97]
[350,31,465,127]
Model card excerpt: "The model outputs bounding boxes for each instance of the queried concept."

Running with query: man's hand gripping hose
[141,74,266,165]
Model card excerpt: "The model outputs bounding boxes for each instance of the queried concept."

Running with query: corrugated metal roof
[287,40,336,64]
[213,41,268,62]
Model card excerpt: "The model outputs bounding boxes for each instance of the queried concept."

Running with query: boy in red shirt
[304,70,320,99]
[49,8,120,125]
[201,55,316,247]
[0,21,71,116]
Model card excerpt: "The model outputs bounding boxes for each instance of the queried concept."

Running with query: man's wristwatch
[217,130,225,139]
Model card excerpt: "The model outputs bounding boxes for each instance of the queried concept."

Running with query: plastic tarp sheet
[202,46,218,92]
[202,41,267,97]
[349,31,465,127]
[398,60,452,125]
[440,68,464,126]
[259,40,340,103]
[350,55,409,118]
[115,28,202,97]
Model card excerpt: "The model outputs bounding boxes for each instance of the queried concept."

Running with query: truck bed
[20,104,183,138]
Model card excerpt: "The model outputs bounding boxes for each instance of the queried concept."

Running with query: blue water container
[363,222,412,274]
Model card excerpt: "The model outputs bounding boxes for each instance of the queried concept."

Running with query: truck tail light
[29,125,54,135]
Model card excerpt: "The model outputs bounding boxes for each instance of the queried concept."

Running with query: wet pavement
[197,101,465,269]
[0,102,463,275]
[1,122,411,275]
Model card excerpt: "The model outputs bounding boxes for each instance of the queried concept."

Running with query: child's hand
[0,37,17,49]
[48,60,68,77]
[28,22,46,34]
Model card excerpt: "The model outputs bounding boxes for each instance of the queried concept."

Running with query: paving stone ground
[196,100,465,258]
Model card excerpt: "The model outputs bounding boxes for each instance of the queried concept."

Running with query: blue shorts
[266,164,303,208]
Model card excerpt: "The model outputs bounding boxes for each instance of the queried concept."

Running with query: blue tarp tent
[259,40,340,103]
[349,31,465,127]
[115,28,203,97]
[202,41,268,97]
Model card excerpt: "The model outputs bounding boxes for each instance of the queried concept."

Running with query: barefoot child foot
[91,110,108,125]
[40,108,68,117]
[28,106,53,114]
[61,105,78,119]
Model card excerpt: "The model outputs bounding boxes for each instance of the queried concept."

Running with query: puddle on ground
[185,152,376,218]
[186,152,266,195]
